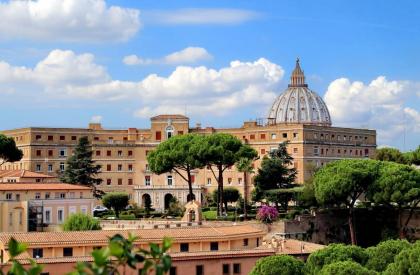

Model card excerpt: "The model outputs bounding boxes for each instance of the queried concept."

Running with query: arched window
[166,126,174,139]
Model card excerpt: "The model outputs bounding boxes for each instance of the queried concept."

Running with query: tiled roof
[150,114,189,120]
[0,170,54,178]
[0,225,264,246]
[0,183,91,191]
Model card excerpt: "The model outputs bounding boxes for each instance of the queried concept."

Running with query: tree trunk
[218,166,224,216]
[402,205,417,239]
[348,207,357,245]
[187,169,193,202]
[243,171,248,220]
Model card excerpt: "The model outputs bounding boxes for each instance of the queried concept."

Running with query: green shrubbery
[63,213,101,231]
[250,255,304,275]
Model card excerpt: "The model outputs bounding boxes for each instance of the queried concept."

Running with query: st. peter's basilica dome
[267,59,332,126]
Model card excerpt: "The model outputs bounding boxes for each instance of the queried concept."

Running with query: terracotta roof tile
[0,183,91,191]
[0,225,264,247]
[0,170,54,178]
[150,114,188,120]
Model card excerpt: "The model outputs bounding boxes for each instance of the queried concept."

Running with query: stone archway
[164,193,174,210]
[141,193,152,208]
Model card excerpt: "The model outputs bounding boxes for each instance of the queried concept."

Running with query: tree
[249,255,304,275]
[0,134,23,166]
[374,147,407,164]
[305,243,369,275]
[60,136,103,198]
[212,187,241,212]
[167,197,184,217]
[63,213,101,231]
[319,261,376,275]
[256,205,279,224]
[365,239,411,272]
[147,134,205,202]
[236,157,255,219]
[253,142,297,211]
[199,133,257,216]
[383,241,420,275]
[102,192,129,218]
[404,145,420,165]
[144,194,152,217]
[313,159,381,245]
[367,162,420,238]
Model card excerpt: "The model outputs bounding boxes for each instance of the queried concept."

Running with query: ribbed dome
[268,59,332,126]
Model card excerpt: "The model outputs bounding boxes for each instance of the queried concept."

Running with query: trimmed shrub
[63,213,101,231]
[365,239,411,272]
[320,261,377,275]
[250,255,304,275]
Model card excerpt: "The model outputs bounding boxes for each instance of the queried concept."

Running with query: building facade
[0,182,94,232]
[0,60,377,211]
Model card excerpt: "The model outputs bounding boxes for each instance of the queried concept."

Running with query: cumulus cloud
[123,47,212,66]
[0,50,284,117]
[143,8,260,25]
[90,115,103,123]
[0,0,140,42]
[324,76,420,146]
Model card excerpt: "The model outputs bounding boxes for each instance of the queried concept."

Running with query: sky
[0,0,419,150]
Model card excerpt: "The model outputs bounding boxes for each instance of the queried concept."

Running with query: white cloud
[324,76,420,146]
[90,115,103,123]
[144,8,260,25]
[123,47,212,66]
[0,0,140,42]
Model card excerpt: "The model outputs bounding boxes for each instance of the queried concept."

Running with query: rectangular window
[33,248,43,259]
[71,136,77,141]
[36,164,41,172]
[48,135,53,141]
[180,243,189,252]
[313,147,319,156]
[60,162,65,172]
[35,193,41,199]
[293,132,298,139]
[314,133,318,139]
[94,137,99,141]
[117,150,122,156]
[228,178,232,185]
[60,136,65,141]
[243,238,249,246]
[233,263,241,274]
[191,175,195,184]
[145,176,151,186]
[169,267,177,275]
[59,149,67,157]
[6,193,12,200]
[60,193,66,199]
[293,147,298,153]
[36,150,41,156]
[128,164,133,171]
[96,150,101,156]
[128,150,133,156]
[58,209,64,223]
[238,178,242,185]
[223,264,230,275]
[48,149,53,157]
[9,212,12,226]
[207,178,211,185]
[365,149,369,156]
[210,242,218,251]
[261,148,266,154]
[271,133,277,139]
[260,133,266,139]
[45,210,51,223]
[250,134,255,140]
[106,164,111,171]
[118,179,122,185]
[156,131,162,141]
[36,135,42,140]
[48,164,53,172]
[128,179,133,185]
[107,150,111,156]
[118,164,122,171]
[167,175,173,186]
[16,194,20,201]
[45,192,50,199]
[196,265,204,275]
[107,179,111,185]
[63,247,73,257]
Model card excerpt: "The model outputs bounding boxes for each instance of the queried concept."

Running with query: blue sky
[0,0,419,150]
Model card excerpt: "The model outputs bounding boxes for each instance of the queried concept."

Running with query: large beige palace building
[1,60,376,210]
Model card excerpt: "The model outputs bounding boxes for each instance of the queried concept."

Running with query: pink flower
[257,205,279,224]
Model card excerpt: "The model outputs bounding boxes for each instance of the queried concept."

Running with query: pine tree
[60,136,103,198]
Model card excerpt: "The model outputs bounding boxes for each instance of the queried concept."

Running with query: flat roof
[0,183,91,191]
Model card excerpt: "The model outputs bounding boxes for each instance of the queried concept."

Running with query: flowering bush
[256,205,279,224]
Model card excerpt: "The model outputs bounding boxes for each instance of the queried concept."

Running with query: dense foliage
[319,261,376,275]
[383,242,420,275]
[365,239,411,272]
[375,146,420,165]
[0,234,172,275]
[147,134,205,201]
[249,255,304,275]
[102,192,129,218]
[0,134,23,166]
[62,213,101,231]
[212,187,241,211]
[60,136,103,198]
